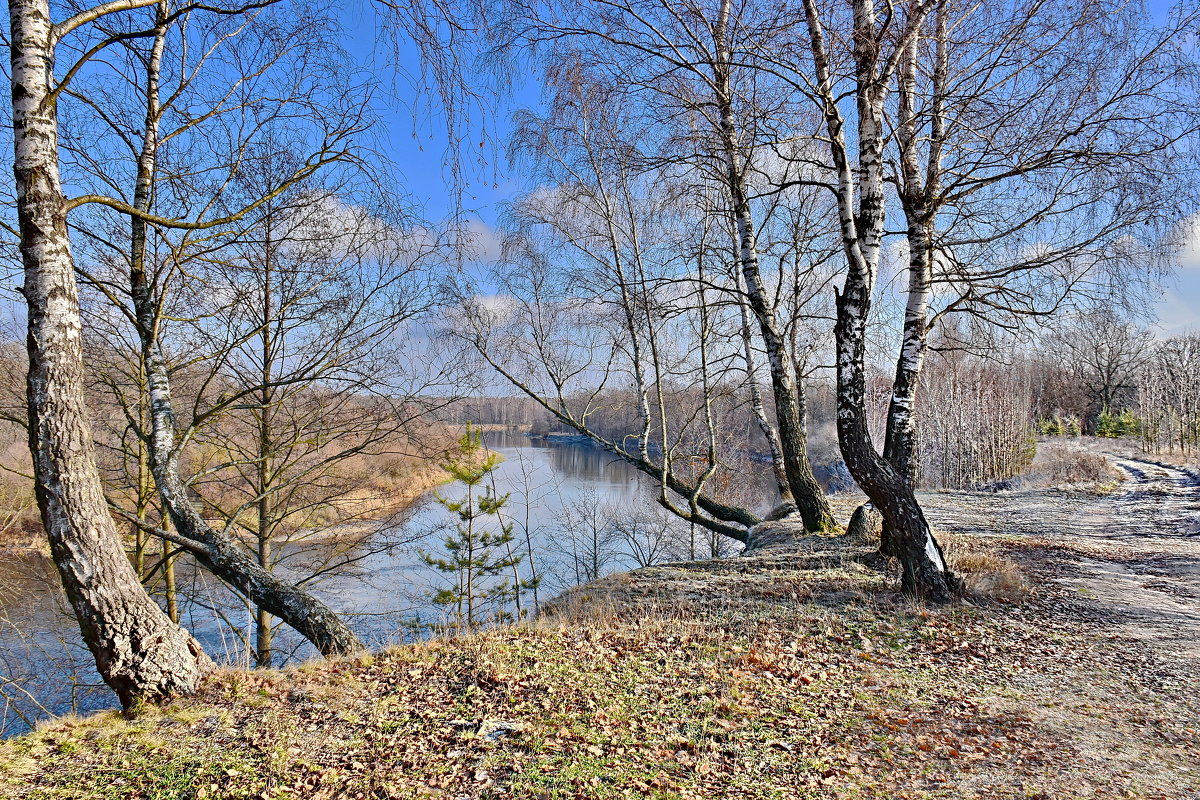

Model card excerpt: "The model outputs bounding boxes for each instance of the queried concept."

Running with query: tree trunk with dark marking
[713,0,832,532]
[803,0,955,601]
[9,0,211,707]
[125,3,363,659]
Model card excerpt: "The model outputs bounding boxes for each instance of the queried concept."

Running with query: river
[0,431,779,737]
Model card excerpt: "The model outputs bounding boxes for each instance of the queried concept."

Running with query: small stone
[846,503,882,544]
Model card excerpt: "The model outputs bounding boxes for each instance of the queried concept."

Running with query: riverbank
[3,509,1196,798]
[0,429,643,739]
[0,433,471,556]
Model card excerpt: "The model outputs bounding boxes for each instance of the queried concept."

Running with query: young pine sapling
[422,425,537,628]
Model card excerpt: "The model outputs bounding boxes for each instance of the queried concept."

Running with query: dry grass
[937,532,1028,602]
[0,430,40,551]
[2,534,1197,799]
[1017,442,1122,490]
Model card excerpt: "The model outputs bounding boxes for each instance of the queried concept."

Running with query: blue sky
[343,0,1200,336]
[1158,226,1200,334]
[339,5,540,227]
[1147,0,1200,333]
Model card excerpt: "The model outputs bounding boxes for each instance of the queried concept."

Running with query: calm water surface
[0,433,777,737]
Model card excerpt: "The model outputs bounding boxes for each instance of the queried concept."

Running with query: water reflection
[0,555,110,732]
[0,432,778,737]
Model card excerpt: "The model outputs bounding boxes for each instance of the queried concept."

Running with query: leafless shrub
[1018,443,1121,489]
[1137,334,1200,457]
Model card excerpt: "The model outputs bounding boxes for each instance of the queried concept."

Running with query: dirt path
[922,449,1200,662]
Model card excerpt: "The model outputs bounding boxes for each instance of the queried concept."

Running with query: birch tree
[459,67,767,543]
[7,0,387,707]
[497,0,838,533]
[793,0,957,600]
[883,0,1195,492]
[707,0,833,530]
[7,0,213,706]
[77,0,369,657]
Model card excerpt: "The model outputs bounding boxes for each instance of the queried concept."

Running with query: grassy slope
[1,529,1197,799]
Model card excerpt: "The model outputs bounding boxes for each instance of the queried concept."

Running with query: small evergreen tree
[1116,409,1141,437]
[421,424,536,628]
[1064,415,1082,437]
[1019,429,1038,472]
[1096,408,1118,438]
[1037,416,1063,436]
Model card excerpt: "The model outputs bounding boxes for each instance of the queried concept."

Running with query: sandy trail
[922,449,1200,661]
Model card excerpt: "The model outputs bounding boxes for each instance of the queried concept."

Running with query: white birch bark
[884,2,947,489]
[803,0,953,599]
[9,0,211,706]
[714,0,831,531]
[125,4,364,658]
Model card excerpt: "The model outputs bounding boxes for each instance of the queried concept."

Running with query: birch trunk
[135,258,365,658]
[714,0,831,531]
[9,0,211,707]
[835,263,951,601]
[881,7,946,556]
[882,223,931,487]
[805,0,954,600]
[127,5,363,658]
[883,32,931,489]
[735,269,793,506]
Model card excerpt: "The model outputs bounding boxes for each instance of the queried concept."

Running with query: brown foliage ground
[1,512,1196,799]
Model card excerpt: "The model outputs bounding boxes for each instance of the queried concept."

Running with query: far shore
[0,427,521,559]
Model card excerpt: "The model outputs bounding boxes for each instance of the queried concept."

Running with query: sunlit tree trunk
[713,0,831,532]
[878,12,943,556]
[126,3,363,659]
[804,0,954,601]
[9,0,211,707]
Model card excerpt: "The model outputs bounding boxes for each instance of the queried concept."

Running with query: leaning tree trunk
[9,0,211,707]
[126,5,363,659]
[712,0,832,531]
[735,270,794,507]
[134,239,364,662]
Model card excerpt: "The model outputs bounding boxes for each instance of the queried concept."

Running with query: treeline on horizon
[3,0,1200,715]
[441,321,1200,492]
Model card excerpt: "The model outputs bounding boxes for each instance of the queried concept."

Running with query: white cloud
[1155,284,1200,336]
[1152,214,1200,335]
[1169,214,1200,271]
[463,218,503,262]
